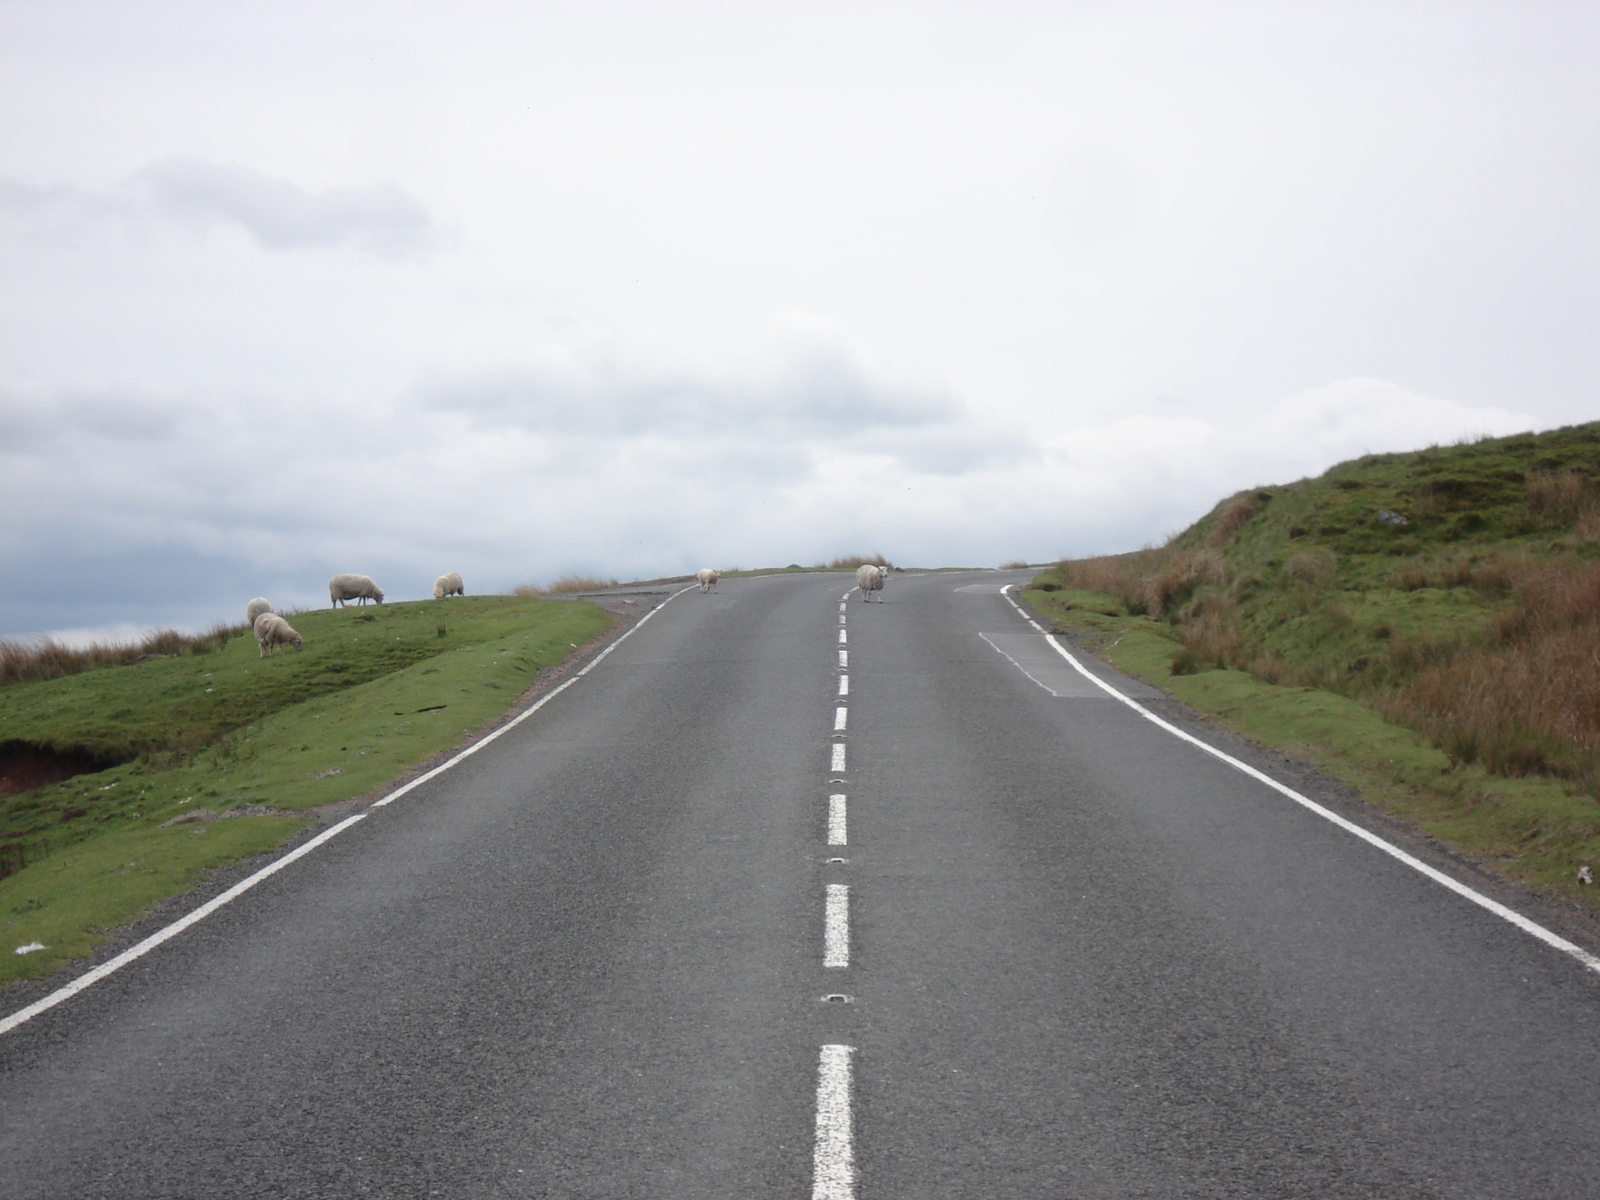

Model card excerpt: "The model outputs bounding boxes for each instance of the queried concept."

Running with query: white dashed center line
[812,1044,857,1199]
[837,674,849,696]
[824,884,850,968]
[828,794,847,845]
[834,706,848,732]
[830,743,847,773]
[838,628,847,645]
[838,650,848,668]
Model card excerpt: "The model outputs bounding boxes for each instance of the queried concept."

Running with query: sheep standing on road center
[856,563,887,602]
[245,597,273,626]
[433,572,465,599]
[254,612,303,656]
[697,568,720,593]
[329,573,384,608]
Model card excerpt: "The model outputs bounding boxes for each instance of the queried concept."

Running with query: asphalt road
[3,570,1599,1198]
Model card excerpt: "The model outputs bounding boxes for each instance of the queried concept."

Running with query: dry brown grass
[1285,549,1337,589]
[0,624,238,687]
[1526,467,1598,526]
[999,559,1031,570]
[1172,592,1246,675]
[512,574,620,597]
[1212,494,1260,543]
[1055,547,1226,619]
[1378,555,1600,791]
[826,553,891,569]
[1142,549,1227,618]
[1056,539,1600,797]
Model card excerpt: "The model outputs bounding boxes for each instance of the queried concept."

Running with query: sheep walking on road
[245,598,274,625]
[697,568,720,593]
[856,564,887,602]
[254,612,303,656]
[433,572,465,599]
[329,573,384,608]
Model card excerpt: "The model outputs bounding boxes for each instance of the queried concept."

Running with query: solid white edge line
[372,584,700,808]
[828,794,848,846]
[0,813,367,1037]
[1,583,703,1036]
[824,883,850,968]
[376,584,690,802]
[999,585,1600,976]
[812,1043,857,1200]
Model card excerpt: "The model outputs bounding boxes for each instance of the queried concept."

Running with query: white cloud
[0,4,1592,637]
[0,158,443,257]
[0,331,1546,639]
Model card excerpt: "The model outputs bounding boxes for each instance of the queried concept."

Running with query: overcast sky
[2,1,1595,641]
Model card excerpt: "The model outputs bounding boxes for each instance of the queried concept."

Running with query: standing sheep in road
[245,598,274,625]
[856,564,887,602]
[253,612,303,656]
[697,568,720,593]
[433,572,465,599]
[329,573,384,608]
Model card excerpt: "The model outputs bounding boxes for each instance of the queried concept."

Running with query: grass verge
[1025,583,1600,909]
[0,595,613,985]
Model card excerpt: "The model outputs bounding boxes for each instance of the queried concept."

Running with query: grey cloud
[415,344,974,455]
[1,159,443,257]
[0,386,203,449]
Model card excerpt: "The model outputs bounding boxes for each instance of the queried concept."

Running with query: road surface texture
[3,570,1599,1198]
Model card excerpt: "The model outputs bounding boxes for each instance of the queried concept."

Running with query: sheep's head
[373,590,385,604]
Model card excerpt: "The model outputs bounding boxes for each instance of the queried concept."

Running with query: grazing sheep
[254,612,303,656]
[329,573,384,608]
[245,597,274,625]
[697,568,720,593]
[855,563,887,602]
[433,572,465,599]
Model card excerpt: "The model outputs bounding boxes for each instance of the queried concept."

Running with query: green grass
[0,595,613,984]
[1027,421,1600,907]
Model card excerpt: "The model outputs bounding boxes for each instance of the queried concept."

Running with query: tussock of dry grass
[1212,495,1260,543]
[1055,541,1600,797]
[1526,467,1599,530]
[1058,547,1225,619]
[512,574,620,597]
[1,624,238,687]
[1379,555,1600,791]
[1285,549,1337,588]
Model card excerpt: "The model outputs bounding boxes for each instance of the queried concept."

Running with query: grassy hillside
[0,596,613,983]
[1026,422,1600,901]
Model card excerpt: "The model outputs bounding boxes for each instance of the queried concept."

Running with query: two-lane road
[3,570,1598,1198]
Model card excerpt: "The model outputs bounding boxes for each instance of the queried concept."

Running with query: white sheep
[329,573,384,608]
[855,563,887,602]
[697,568,720,593]
[245,597,274,625]
[253,611,303,656]
[433,572,465,599]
